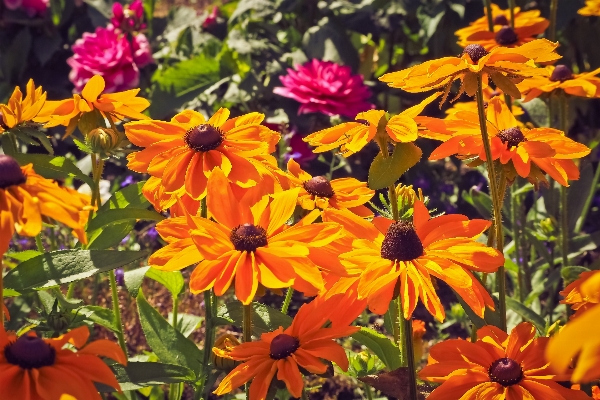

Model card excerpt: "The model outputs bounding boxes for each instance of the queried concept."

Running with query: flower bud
[86,128,122,155]
[47,311,71,333]
[211,334,240,371]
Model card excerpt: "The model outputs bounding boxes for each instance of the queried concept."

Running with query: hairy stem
[281,288,294,314]
[403,317,418,400]
[109,272,128,356]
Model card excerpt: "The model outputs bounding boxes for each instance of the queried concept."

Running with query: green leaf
[570,162,594,231]
[5,250,43,262]
[137,293,203,376]
[453,289,503,330]
[505,297,546,333]
[215,301,292,336]
[124,266,150,298]
[368,142,422,190]
[303,17,360,70]
[152,54,220,97]
[462,187,492,219]
[99,182,150,211]
[12,154,93,187]
[87,220,136,250]
[561,266,590,285]
[87,209,164,232]
[147,268,184,296]
[352,327,401,371]
[517,98,549,127]
[4,250,149,291]
[78,305,118,332]
[3,28,32,82]
[169,312,203,337]
[111,362,196,391]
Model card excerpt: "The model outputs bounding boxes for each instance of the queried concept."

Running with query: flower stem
[397,295,407,366]
[575,161,600,233]
[281,288,294,314]
[476,75,507,331]
[559,95,570,268]
[511,184,525,303]
[549,0,559,42]
[200,290,216,399]
[508,0,515,28]
[402,317,418,400]
[243,303,252,343]
[483,0,494,32]
[363,382,374,400]
[169,295,182,400]
[109,272,128,356]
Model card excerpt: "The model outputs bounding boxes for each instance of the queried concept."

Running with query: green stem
[109,272,128,356]
[508,0,515,28]
[301,389,310,400]
[363,382,374,400]
[511,184,524,303]
[281,288,293,314]
[200,290,216,399]
[243,303,252,400]
[403,317,418,400]
[483,0,494,32]
[575,161,600,233]
[397,295,407,366]
[169,295,181,400]
[35,234,45,252]
[549,0,559,42]
[476,75,507,331]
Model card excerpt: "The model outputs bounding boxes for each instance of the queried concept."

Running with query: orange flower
[412,319,426,362]
[420,322,591,400]
[380,40,560,105]
[177,168,344,303]
[322,201,504,320]
[0,79,49,133]
[125,108,280,206]
[303,92,440,156]
[0,325,126,400]
[579,0,600,16]
[560,270,600,317]
[443,87,523,116]
[214,295,359,400]
[0,155,92,255]
[518,65,600,101]
[42,75,149,133]
[421,97,591,186]
[457,19,549,52]
[285,158,374,217]
[455,4,549,45]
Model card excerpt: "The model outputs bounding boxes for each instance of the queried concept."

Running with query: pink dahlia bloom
[68,27,140,93]
[3,0,48,16]
[273,59,374,118]
[132,33,153,68]
[111,0,146,32]
[202,6,219,29]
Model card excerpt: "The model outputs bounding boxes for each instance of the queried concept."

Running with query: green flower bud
[47,311,71,333]
[86,128,122,155]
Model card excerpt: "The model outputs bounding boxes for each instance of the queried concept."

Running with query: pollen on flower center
[550,65,574,82]
[4,335,56,369]
[495,26,519,45]
[488,357,523,386]
[494,15,509,25]
[184,124,224,152]
[269,334,300,360]
[0,154,26,190]
[303,176,335,198]
[497,127,527,148]
[230,223,268,252]
[380,221,424,262]
[462,44,489,63]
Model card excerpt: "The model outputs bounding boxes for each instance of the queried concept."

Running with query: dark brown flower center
[380,221,424,262]
[303,176,335,198]
[230,223,268,252]
[184,124,224,152]
[0,154,26,190]
[462,44,489,63]
[495,26,519,45]
[269,334,300,360]
[550,65,574,82]
[493,15,509,26]
[488,357,523,386]
[4,335,56,369]
[497,127,527,148]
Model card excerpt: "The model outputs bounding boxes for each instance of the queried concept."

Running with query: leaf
[352,327,401,371]
[229,0,275,21]
[78,305,118,332]
[152,54,220,97]
[12,154,93,187]
[518,97,549,128]
[302,18,360,70]
[561,266,590,285]
[99,182,150,211]
[4,250,149,291]
[110,362,196,391]
[147,268,184,296]
[215,301,292,336]
[124,266,150,298]
[169,312,203,337]
[462,187,492,219]
[358,368,429,400]
[505,297,546,333]
[87,220,136,250]
[453,289,503,330]
[137,293,203,376]
[570,162,594,232]
[87,209,164,232]
[5,250,43,262]
[3,28,32,82]
[368,142,422,190]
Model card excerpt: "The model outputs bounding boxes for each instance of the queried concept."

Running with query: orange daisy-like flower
[518,64,600,101]
[42,75,149,134]
[214,295,359,400]
[159,168,344,303]
[380,40,560,105]
[125,108,280,205]
[457,19,549,52]
[455,4,549,45]
[443,87,524,116]
[579,0,600,16]
[303,92,440,156]
[420,322,591,400]
[0,155,92,255]
[323,200,504,320]
[0,325,126,399]
[421,97,591,186]
[285,159,374,217]
[0,79,49,133]
[560,270,600,317]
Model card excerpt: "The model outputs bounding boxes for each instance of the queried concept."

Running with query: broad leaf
[561,266,590,285]
[505,297,546,333]
[78,305,118,332]
[368,143,422,190]
[99,182,150,211]
[215,301,292,336]
[87,209,164,232]
[147,268,184,296]
[4,250,149,291]
[13,154,93,186]
[169,312,203,337]
[87,220,136,250]
[124,266,150,298]
[111,362,196,391]
[352,327,401,371]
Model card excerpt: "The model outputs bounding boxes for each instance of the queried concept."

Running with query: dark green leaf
[170,312,203,337]
[3,28,32,82]
[87,220,136,250]
[12,154,93,187]
[78,305,118,332]
[352,327,401,371]
[517,98,549,128]
[561,266,590,285]
[303,18,360,70]
[137,293,203,376]
[368,142,422,190]
[147,268,184,296]
[124,266,150,298]
[88,209,164,232]
[99,182,150,211]
[505,297,546,333]
[215,301,292,336]
[570,162,594,231]
[4,250,149,291]
[110,362,196,391]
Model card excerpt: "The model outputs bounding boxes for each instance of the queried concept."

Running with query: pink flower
[273,59,374,118]
[111,0,145,32]
[68,27,140,93]
[3,0,48,16]
[132,33,153,68]
[202,6,219,29]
